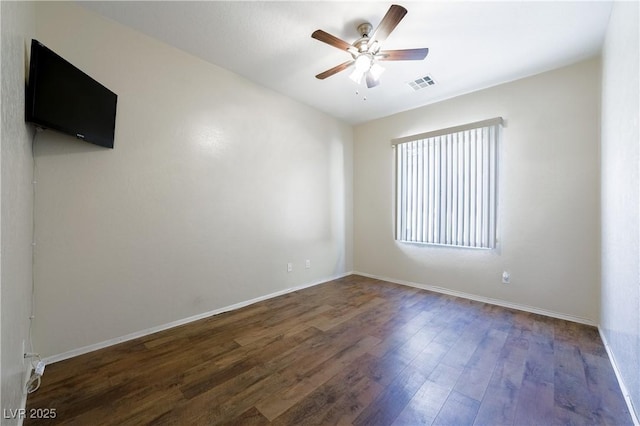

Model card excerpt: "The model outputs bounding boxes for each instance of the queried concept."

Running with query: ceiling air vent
[408,74,436,91]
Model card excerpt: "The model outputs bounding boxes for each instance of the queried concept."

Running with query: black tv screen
[26,40,117,148]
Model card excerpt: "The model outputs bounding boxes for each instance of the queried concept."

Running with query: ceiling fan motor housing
[357,22,372,37]
[354,23,373,54]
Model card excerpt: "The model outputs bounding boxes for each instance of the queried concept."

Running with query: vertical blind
[393,118,502,249]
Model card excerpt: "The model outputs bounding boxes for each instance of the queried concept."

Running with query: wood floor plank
[473,379,520,426]
[513,379,555,425]
[308,296,386,332]
[473,337,528,425]
[439,317,491,371]
[581,351,634,425]
[352,365,428,426]
[432,390,481,426]
[25,275,633,426]
[233,304,334,346]
[452,328,509,401]
[391,379,451,425]
[222,407,270,426]
[255,335,381,420]
[270,351,381,425]
[553,341,598,422]
[313,353,387,425]
[523,336,555,385]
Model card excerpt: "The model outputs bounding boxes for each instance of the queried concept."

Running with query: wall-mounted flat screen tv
[25,39,117,149]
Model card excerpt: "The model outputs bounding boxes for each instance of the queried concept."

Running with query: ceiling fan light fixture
[350,53,379,85]
[354,54,373,72]
[369,62,385,80]
[349,67,365,84]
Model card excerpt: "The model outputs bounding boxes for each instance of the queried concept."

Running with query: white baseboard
[598,327,640,426]
[352,271,596,326]
[43,272,352,365]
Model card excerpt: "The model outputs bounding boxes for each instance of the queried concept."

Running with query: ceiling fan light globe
[354,54,373,73]
[370,62,385,80]
[349,68,365,84]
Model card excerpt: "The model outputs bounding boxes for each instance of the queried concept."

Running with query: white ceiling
[79,1,613,124]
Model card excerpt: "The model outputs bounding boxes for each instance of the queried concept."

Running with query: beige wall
[1,0,37,422]
[601,1,640,419]
[354,58,601,323]
[32,2,353,358]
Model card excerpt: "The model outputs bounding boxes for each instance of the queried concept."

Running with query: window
[393,117,503,249]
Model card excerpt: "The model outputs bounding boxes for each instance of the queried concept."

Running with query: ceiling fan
[311,4,429,88]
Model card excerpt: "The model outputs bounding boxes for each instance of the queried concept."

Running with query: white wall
[1,0,36,422]
[354,58,601,323]
[601,1,640,419]
[32,2,353,358]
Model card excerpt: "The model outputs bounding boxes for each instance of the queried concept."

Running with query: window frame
[392,117,503,249]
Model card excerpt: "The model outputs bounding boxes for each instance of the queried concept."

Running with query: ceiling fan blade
[311,30,352,51]
[377,48,429,61]
[315,60,354,79]
[370,4,407,45]
[366,72,380,88]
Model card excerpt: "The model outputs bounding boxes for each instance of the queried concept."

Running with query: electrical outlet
[287,262,293,273]
[305,259,311,269]
[502,271,510,284]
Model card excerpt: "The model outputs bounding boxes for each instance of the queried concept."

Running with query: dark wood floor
[26,275,632,425]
